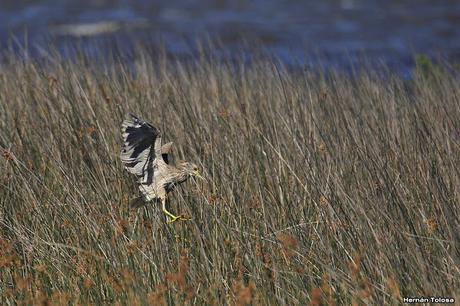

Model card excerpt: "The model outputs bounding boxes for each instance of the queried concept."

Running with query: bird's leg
[161,198,180,222]
[161,198,188,224]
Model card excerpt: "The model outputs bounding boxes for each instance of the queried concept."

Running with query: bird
[120,114,203,223]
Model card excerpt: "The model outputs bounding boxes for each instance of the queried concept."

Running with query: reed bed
[0,48,459,305]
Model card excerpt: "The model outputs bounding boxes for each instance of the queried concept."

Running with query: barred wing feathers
[120,114,162,186]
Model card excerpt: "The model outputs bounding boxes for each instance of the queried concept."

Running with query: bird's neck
[175,170,189,184]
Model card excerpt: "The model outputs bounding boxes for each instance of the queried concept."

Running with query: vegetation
[0,48,459,305]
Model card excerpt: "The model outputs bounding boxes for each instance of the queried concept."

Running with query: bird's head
[177,161,204,180]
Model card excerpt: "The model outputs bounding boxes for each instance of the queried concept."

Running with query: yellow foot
[167,215,191,224]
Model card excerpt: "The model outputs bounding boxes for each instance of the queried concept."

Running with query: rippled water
[1,0,460,72]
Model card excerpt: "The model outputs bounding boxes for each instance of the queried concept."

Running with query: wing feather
[120,114,162,186]
[160,142,173,164]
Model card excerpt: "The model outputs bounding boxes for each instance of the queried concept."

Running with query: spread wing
[160,142,173,164]
[120,114,163,186]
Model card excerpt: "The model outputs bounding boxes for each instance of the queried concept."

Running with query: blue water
[1,0,460,73]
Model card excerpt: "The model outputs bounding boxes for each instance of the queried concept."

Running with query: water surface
[1,0,459,72]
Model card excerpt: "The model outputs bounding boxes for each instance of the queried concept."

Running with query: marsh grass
[0,48,459,305]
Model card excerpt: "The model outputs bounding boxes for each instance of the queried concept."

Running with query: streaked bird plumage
[120,114,203,223]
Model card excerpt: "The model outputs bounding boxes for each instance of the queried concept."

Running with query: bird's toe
[166,214,191,224]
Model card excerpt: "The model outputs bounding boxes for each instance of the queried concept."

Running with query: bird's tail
[129,196,145,209]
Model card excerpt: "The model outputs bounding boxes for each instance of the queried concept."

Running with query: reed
[0,47,459,305]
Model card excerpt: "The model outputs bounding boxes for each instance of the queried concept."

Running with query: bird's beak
[193,170,205,180]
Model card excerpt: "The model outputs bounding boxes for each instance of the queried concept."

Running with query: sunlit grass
[0,48,459,305]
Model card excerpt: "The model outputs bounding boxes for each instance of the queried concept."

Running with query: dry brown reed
[0,46,459,305]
